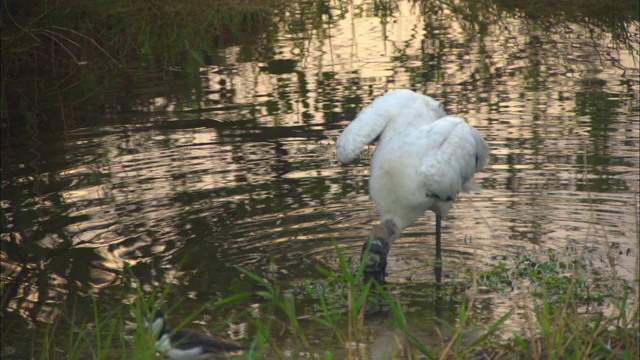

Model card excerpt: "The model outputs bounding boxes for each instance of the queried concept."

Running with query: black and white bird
[336,89,490,283]
[147,311,248,359]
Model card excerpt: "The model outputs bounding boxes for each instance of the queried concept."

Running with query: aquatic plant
[1,243,637,359]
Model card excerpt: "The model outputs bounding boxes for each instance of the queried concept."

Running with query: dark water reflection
[2,0,638,356]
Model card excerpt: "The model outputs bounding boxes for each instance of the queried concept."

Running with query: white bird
[146,311,248,359]
[336,89,490,283]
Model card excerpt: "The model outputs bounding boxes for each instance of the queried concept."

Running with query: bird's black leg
[434,214,442,284]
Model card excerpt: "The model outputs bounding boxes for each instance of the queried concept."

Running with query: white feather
[336,89,446,163]
[336,89,489,231]
[165,346,212,360]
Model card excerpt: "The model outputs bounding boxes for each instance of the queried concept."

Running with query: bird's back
[370,115,489,230]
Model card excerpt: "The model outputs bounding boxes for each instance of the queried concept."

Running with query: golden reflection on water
[1,0,638,355]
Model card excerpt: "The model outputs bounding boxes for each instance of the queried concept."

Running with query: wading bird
[147,311,248,359]
[336,89,489,283]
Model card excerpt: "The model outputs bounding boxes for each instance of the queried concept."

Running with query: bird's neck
[370,219,399,250]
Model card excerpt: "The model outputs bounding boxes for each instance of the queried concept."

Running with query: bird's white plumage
[336,89,489,232]
[155,333,212,360]
[336,89,446,164]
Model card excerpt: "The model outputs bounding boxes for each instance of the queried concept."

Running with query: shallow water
[2,0,638,357]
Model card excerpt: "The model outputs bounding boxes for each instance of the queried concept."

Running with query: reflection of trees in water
[1,117,341,324]
[2,0,638,335]
[256,0,638,121]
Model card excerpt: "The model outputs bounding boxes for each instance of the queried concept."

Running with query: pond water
[2,0,638,357]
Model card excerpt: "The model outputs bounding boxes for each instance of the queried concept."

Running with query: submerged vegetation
[1,246,637,359]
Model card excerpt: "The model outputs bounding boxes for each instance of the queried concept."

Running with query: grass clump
[502,287,638,359]
[21,295,157,360]
[2,245,637,359]
[1,0,281,132]
[2,0,279,68]
[475,249,638,359]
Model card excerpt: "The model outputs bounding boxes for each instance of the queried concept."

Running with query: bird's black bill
[361,221,397,284]
[361,241,388,284]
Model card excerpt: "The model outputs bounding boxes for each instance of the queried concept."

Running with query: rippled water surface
[2,0,638,357]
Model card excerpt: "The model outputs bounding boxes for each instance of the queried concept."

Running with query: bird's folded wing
[172,329,247,352]
[417,116,490,199]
